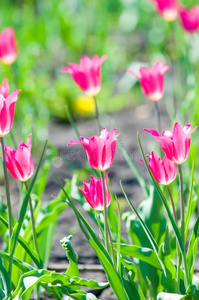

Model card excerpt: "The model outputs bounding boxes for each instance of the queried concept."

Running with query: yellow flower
[75,95,95,114]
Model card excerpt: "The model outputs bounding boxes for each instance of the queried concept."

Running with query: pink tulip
[144,122,198,164]
[149,0,178,22]
[0,89,21,137]
[61,55,107,97]
[78,173,111,211]
[68,128,119,171]
[4,134,34,182]
[141,151,177,185]
[128,61,169,101]
[0,79,9,98]
[179,5,199,34]
[0,28,17,65]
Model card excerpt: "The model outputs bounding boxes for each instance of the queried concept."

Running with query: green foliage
[61,235,79,277]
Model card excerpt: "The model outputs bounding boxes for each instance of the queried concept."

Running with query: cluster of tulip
[149,0,199,33]
[62,54,197,209]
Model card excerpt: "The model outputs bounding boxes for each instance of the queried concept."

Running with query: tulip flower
[0,78,9,98]
[61,55,107,97]
[3,134,34,182]
[128,61,169,102]
[149,0,178,22]
[0,89,21,137]
[78,173,111,211]
[144,122,198,164]
[141,151,177,185]
[179,5,199,34]
[68,128,119,171]
[0,28,17,65]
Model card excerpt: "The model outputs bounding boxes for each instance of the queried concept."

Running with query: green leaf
[37,198,67,268]
[12,270,108,300]
[185,161,195,243]
[121,183,160,258]
[0,251,34,273]
[60,235,79,277]
[0,254,11,297]
[158,228,179,293]
[34,143,57,197]
[187,217,199,283]
[121,183,164,298]
[118,243,162,270]
[157,292,192,299]
[0,215,42,268]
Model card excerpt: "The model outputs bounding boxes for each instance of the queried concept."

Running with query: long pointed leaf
[116,243,162,270]
[0,255,11,297]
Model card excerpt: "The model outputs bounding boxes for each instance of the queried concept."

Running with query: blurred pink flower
[0,28,17,65]
[78,173,111,211]
[179,5,199,33]
[144,122,198,164]
[0,89,21,137]
[150,0,178,22]
[0,79,9,98]
[128,61,169,101]
[68,128,119,171]
[141,151,177,185]
[4,134,34,182]
[61,55,107,97]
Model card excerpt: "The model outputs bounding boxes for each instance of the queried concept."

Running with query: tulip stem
[101,171,110,255]
[107,225,117,269]
[178,165,185,248]
[0,137,13,276]
[94,96,101,134]
[154,102,161,135]
[24,181,40,256]
[95,211,105,241]
[167,185,180,286]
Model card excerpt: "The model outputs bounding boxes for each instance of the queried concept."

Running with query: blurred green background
[0,0,199,145]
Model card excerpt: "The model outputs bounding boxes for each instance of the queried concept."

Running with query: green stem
[107,225,116,270]
[24,181,40,256]
[167,185,180,286]
[177,165,191,289]
[178,165,185,248]
[101,171,109,254]
[95,211,105,242]
[94,96,101,134]
[116,196,121,275]
[0,137,13,277]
